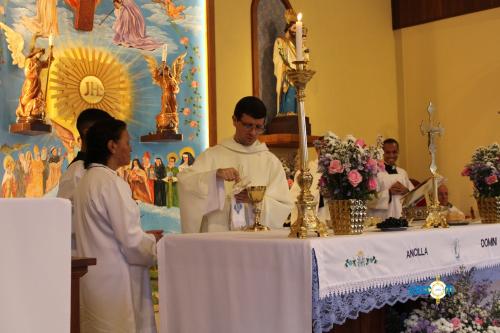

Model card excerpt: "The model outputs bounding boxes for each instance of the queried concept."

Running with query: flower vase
[328,199,366,235]
[476,196,500,224]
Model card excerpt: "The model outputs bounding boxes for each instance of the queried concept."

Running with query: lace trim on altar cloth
[311,250,500,333]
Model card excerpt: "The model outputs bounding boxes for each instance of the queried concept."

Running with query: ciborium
[244,186,270,232]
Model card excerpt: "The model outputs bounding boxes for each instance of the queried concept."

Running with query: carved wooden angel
[0,23,53,122]
[144,52,187,133]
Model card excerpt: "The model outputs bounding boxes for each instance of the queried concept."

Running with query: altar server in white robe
[178,96,293,233]
[368,138,414,219]
[57,108,112,253]
[74,119,157,333]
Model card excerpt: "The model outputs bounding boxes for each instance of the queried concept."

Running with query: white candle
[162,44,168,62]
[295,13,303,61]
[48,33,54,47]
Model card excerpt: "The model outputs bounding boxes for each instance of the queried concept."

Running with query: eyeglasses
[238,120,265,133]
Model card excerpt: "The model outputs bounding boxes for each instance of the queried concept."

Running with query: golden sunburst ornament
[48,46,132,122]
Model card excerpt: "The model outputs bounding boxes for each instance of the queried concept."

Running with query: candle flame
[297,13,302,21]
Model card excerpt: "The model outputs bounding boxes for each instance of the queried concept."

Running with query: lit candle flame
[297,12,302,22]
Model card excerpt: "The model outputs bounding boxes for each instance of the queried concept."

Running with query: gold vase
[328,199,367,235]
[476,196,500,224]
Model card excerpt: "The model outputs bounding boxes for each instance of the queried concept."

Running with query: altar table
[157,223,500,333]
[0,198,71,333]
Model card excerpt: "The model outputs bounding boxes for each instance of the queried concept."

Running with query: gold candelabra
[288,61,328,238]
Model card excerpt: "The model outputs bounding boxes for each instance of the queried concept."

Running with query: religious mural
[0,0,209,234]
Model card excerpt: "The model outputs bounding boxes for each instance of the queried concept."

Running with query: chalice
[244,186,270,232]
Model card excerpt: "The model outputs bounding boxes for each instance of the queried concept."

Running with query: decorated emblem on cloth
[344,250,378,268]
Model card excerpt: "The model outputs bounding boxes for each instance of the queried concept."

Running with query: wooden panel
[71,257,96,333]
[258,133,321,148]
[207,0,217,146]
[392,0,500,29]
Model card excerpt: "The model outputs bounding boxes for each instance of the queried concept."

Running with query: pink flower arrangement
[462,143,500,197]
[315,133,384,200]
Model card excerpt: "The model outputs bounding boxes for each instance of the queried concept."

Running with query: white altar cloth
[158,231,312,333]
[157,224,500,333]
[0,198,71,333]
[314,223,500,297]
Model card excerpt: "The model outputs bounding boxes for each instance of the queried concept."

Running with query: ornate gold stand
[288,61,328,238]
[422,175,448,228]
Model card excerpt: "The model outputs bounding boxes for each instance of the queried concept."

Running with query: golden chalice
[244,186,270,232]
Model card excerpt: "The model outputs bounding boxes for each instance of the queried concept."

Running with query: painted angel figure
[145,52,187,134]
[0,23,53,122]
[22,0,59,37]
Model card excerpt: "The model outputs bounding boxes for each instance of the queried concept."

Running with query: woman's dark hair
[76,108,113,142]
[84,119,127,168]
[233,96,267,121]
[131,158,144,170]
[182,152,195,166]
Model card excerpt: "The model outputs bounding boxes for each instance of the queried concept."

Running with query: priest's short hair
[234,96,267,120]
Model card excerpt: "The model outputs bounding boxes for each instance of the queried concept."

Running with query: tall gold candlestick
[288,61,328,238]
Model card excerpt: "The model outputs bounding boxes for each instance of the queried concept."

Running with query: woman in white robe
[74,119,157,333]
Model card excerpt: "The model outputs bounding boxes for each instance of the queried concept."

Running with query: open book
[401,175,444,208]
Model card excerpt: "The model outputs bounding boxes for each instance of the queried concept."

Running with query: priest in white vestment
[57,109,112,254]
[368,138,414,219]
[178,96,293,233]
[74,119,157,333]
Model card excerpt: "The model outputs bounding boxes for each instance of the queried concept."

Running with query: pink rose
[191,81,199,88]
[461,167,471,176]
[368,177,377,190]
[485,174,498,185]
[366,159,377,171]
[328,159,344,174]
[180,37,189,45]
[190,120,198,128]
[355,138,365,147]
[191,67,197,74]
[183,107,191,116]
[474,317,484,326]
[348,170,363,187]
[450,317,461,329]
